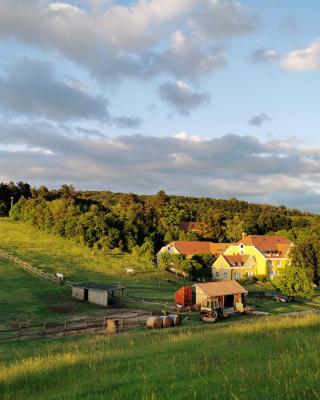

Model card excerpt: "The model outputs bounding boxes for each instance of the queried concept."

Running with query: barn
[193,281,247,311]
[72,283,125,307]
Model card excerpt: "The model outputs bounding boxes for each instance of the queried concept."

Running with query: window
[277,261,281,267]
[240,244,244,255]
[216,272,220,278]
[247,272,253,277]
[224,272,228,279]
[234,272,241,279]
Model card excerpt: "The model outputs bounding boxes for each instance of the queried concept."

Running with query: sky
[1,0,320,211]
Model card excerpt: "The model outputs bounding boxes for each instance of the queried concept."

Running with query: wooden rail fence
[0,248,75,286]
[0,312,150,343]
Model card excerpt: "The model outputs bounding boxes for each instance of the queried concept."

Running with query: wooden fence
[0,312,150,343]
[0,248,75,286]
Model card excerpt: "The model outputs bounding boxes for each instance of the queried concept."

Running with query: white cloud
[281,40,320,71]
[0,0,258,82]
[1,122,320,210]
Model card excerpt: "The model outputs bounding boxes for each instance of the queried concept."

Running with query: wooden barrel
[168,314,182,326]
[160,316,174,328]
[146,317,163,329]
[107,319,119,334]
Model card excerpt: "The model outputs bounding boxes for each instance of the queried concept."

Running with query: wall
[72,286,85,300]
[88,290,108,306]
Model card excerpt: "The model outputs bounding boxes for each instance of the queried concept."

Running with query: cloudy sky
[1,0,320,211]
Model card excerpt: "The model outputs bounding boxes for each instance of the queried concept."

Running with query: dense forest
[2,182,320,286]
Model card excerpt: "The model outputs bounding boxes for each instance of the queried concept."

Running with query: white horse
[125,268,134,275]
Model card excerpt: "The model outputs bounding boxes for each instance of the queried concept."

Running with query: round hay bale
[146,316,163,329]
[168,314,182,326]
[160,316,174,328]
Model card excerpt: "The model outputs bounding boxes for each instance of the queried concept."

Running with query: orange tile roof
[236,235,293,258]
[223,255,250,266]
[171,241,229,256]
[195,281,248,297]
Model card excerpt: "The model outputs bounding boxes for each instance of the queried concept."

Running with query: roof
[236,235,293,258]
[171,241,229,256]
[195,281,248,297]
[179,221,208,233]
[223,254,250,267]
[72,282,125,292]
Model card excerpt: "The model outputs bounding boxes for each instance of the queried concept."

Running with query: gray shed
[72,283,125,307]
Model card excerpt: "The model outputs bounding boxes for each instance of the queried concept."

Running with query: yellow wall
[224,244,268,276]
[212,254,257,281]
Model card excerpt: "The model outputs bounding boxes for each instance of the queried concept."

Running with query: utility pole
[10,197,14,210]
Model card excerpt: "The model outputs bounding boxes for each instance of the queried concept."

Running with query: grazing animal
[55,273,64,280]
[125,268,134,275]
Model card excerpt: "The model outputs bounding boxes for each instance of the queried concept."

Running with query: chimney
[242,232,246,239]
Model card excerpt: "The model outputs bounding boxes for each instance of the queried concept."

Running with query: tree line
[3,182,320,290]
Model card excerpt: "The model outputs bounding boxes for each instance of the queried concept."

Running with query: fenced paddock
[0,312,150,343]
[0,248,64,285]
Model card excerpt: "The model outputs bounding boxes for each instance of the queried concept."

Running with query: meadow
[1,313,320,400]
[0,218,185,327]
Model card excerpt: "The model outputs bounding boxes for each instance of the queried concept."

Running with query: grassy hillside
[1,313,320,400]
[0,218,186,326]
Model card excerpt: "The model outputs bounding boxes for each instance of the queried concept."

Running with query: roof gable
[236,235,293,257]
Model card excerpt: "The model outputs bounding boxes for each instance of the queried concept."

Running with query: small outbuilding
[72,282,125,307]
[193,280,247,310]
[175,286,193,307]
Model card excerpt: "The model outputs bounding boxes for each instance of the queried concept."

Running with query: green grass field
[0,218,186,327]
[1,313,320,400]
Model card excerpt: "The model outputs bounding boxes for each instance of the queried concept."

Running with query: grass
[249,298,311,314]
[0,218,314,328]
[0,218,186,326]
[1,313,320,400]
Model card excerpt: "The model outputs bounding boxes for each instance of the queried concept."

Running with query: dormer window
[240,243,244,255]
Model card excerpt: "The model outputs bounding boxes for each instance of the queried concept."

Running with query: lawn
[1,313,320,400]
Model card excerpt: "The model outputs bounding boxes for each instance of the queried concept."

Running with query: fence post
[42,322,46,337]
[63,320,67,336]
[136,313,138,325]
[121,317,124,331]
[18,323,22,341]
[85,319,87,332]
[103,317,106,329]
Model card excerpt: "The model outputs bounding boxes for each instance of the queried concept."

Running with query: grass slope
[1,314,320,400]
[0,219,185,326]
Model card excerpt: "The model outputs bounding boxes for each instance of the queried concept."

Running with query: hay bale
[168,314,182,326]
[146,316,163,329]
[160,316,174,328]
[107,319,119,334]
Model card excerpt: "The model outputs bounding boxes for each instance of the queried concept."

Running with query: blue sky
[1,0,320,211]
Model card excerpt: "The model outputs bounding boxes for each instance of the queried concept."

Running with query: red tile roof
[195,281,248,297]
[223,255,250,267]
[171,241,229,256]
[236,235,292,258]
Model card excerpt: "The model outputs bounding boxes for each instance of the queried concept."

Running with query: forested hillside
[5,183,320,254]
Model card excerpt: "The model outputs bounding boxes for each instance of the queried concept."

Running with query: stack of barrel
[146,314,182,329]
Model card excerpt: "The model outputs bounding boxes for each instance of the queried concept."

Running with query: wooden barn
[72,283,125,307]
[193,281,247,311]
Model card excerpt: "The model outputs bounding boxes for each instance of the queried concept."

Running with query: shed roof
[195,281,247,297]
[72,282,125,292]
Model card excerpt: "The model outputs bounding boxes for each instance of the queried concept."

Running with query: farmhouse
[212,235,293,281]
[157,240,229,260]
[72,283,125,307]
[193,281,247,310]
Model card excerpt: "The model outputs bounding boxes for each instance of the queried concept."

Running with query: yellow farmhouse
[212,235,293,281]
